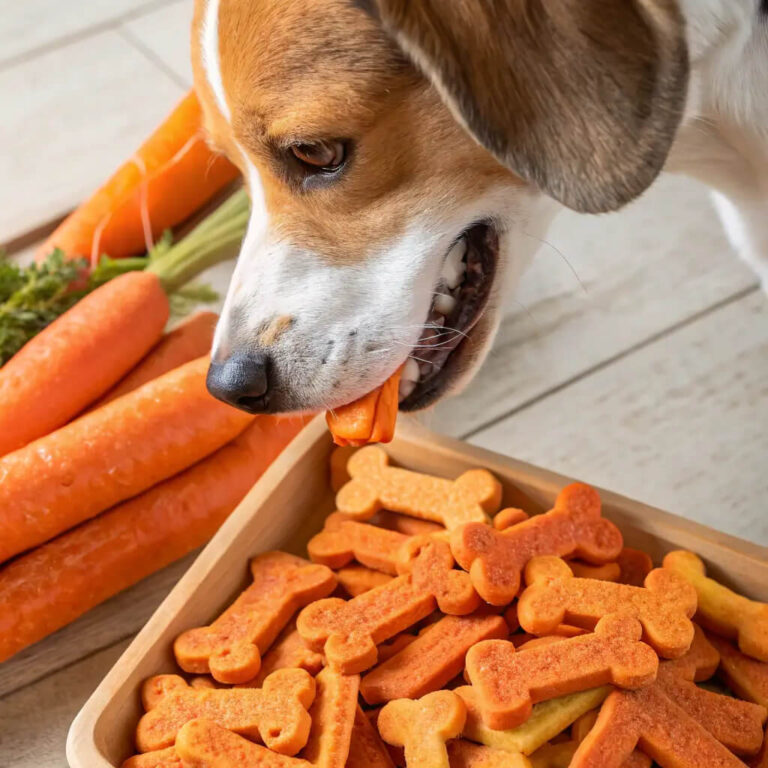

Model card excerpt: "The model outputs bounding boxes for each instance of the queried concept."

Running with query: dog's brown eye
[290,140,346,171]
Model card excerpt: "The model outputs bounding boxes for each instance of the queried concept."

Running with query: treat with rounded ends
[466,615,658,730]
[518,556,697,658]
[175,719,310,768]
[378,690,467,768]
[308,513,409,575]
[301,667,360,768]
[336,446,501,529]
[456,685,611,756]
[706,632,768,707]
[122,747,181,768]
[571,711,600,743]
[616,548,654,587]
[135,668,315,754]
[374,509,444,536]
[451,483,623,605]
[297,537,479,674]
[663,550,768,662]
[529,741,577,768]
[662,623,720,682]
[447,739,532,768]
[569,561,621,582]
[335,565,394,597]
[361,612,508,705]
[346,706,396,768]
[752,730,768,768]
[494,508,530,529]
[174,552,336,683]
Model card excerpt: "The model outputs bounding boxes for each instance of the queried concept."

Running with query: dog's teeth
[402,357,420,382]
[442,238,467,289]
[434,293,457,316]
[399,378,417,400]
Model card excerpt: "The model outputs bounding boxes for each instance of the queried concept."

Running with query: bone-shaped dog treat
[301,667,360,768]
[346,706,396,768]
[135,668,315,754]
[494,508,530,529]
[447,739,532,768]
[297,536,479,673]
[175,719,310,768]
[570,713,652,768]
[308,512,409,574]
[336,565,394,597]
[616,548,654,587]
[664,550,768,662]
[518,556,697,658]
[378,690,467,768]
[122,747,181,768]
[174,552,336,683]
[374,509,444,536]
[456,685,611,756]
[569,560,621,582]
[465,615,658,730]
[569,683,752,768]
[336,446,501,529]
[451,483,623,605]
[361,612,508,704]
[707,632,768,707]
[753,734,768,768]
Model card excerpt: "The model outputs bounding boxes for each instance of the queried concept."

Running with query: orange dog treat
[707,632,768,707]
[175,719,309,768]
[571,710,599,743]
[361,613,508,704]
[297,537,479,673]
[301,667,359,768]
[174,552,336,683]
[346,706,396,768]
[664,550,768,662]
[378,690,467,768]
[189,677,218,690]
[518,556,697,658]
[377,632,417,662]
[374,510,445,536]
[336,446,501,529]
[122,747,182,768]
[447,740,532,768]
[569,560,621,582]
[135,668,315,754]
[465,615,658,730]
[308,513,409,575]
[752,731,768,768]
[336,565,394,597]
[330,446,356,492]
[616,548,654,587]
[494,508,530,529]
[451,483,623,605]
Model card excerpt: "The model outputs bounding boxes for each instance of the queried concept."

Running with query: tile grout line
[117,25,191,91]
[460,283,761,441]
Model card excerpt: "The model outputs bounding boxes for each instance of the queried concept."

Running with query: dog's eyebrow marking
[201,0,231,121]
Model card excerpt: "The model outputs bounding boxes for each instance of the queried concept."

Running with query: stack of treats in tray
[123,445,768,768]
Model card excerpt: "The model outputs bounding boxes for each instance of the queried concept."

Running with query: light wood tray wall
[67,415,768,768]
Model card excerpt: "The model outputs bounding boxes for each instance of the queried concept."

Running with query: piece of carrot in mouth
[326,366,403,447]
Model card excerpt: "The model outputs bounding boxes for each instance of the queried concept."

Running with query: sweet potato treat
[706,631,768,707]
[334,565,394,597]
[448,739,532,767]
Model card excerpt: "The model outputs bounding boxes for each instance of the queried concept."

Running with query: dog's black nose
[206,353,272,413]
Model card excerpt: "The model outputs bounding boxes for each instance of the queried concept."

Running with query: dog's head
[193,0,688,414]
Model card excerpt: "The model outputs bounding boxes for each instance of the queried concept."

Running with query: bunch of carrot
[0,92,308,663]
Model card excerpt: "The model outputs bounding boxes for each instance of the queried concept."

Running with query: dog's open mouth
[399,222,499,411]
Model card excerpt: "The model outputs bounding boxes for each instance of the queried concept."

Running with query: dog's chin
[399,221,500,411]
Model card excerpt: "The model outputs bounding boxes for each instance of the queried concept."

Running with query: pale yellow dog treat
[447,739,532,768]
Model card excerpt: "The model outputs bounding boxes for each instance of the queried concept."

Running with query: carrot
[326,366,403,447]
[0,270,169,456]
[0,356,254,564]
[90,310,218,410]
[0,415,309,663]
[37,90,239,262]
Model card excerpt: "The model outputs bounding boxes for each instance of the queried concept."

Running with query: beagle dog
[195,0,768,416]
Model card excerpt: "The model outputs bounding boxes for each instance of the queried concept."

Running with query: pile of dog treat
[123,445,768,768]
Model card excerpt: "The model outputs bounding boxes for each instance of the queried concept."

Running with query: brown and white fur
[194,0,768,415]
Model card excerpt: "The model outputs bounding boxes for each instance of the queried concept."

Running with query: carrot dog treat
[518,556,697,658]
[707,632,768,707]
[135,668,315,754]
[571,710,600,743]
[346,706,396,768]
[616,548,654,587]
[447,739,532,768]
[493,508,529,529]
[378,690,467,768]
[377,632,418,662]
[174,552,336,683]
[374,510,445,537]
[456,685,611,755]
[451,483,623,605]
[361,613,508,704]
[336,445,501,529]
[297,537,479,674]
[664,550,768,662]
[308,513,409,574]
[335,565,393,597]
[568,560,621,582]
[465,615,658,730]
[301,667,359,768]
[174,719,310,768]
[122,747,182,768]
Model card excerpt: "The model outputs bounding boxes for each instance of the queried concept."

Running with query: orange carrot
[37,90,239,262]
[0,270,169,456]
[0,415,309,663]
[326,366,403,447]
[90,310,218,410]
[0,356,254,564]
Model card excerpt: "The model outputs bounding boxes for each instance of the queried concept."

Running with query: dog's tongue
[326,367,403,447]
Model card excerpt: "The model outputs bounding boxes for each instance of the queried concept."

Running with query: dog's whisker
[408,354,433,366]
[521,229,587,294]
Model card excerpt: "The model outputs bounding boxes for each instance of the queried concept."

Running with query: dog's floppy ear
[371,0,688,213]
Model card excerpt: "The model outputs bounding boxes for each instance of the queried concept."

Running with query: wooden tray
[66,415,768,768]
